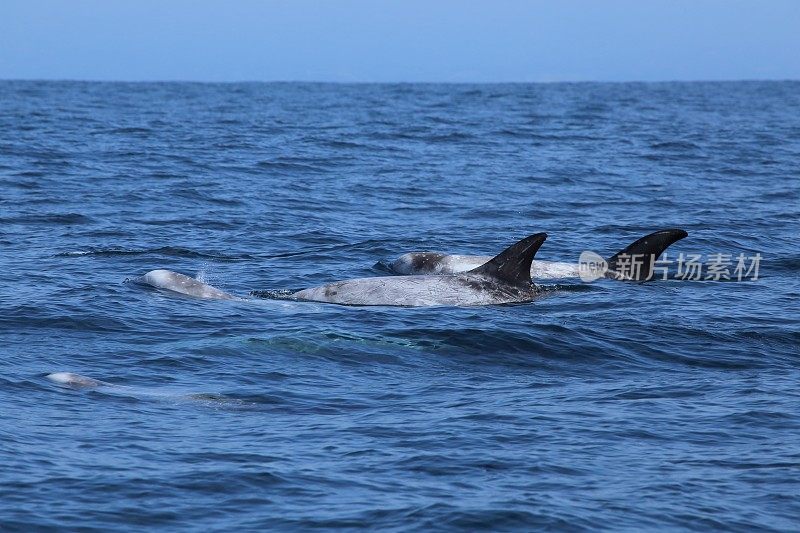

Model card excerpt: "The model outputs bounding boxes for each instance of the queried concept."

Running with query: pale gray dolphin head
[46,372,106,388]
[291,233,548,307]
[135,269,236,300]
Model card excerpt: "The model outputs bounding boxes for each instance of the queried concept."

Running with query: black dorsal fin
[606,228,688,281]
[469,233,548,285]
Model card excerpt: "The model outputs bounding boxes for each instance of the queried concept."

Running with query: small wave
[91,126,153,135]
[768,255,800,271]
[168,188,246,206]
[57,250,95,257]
[539,283,594,294]
[11,171,45,180]
[55,246,254,261]
[2,314,129,333]
[372,260,394,273]
[370,130,477,143]
[495,130,599,142]
[609,385,703,400]
[650,140,701,150]
[250,289,296,300]
[0,213,94,225]
[256,160,327,173]
[321,140,368,149]
[426,132,476,142]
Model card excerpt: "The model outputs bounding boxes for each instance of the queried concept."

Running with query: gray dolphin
[389,229,688,281]
[134,269,237,300]
[46,372,245,406]
[46,372,107,388]
[287,233,548,307]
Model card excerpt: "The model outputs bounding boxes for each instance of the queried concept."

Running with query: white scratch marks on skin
[292,274,538,307]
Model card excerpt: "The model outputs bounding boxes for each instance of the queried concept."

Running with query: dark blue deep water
[1,80,799,531]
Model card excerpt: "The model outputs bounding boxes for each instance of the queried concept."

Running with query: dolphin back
[138,269,236,300]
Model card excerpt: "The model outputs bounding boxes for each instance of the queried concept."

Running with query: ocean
[1,80,798,531]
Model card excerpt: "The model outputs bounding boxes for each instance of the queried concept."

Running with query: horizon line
[2,77,798,85]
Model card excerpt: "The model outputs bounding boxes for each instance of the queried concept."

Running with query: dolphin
[284,232,548,307]
[46,372,108,388]
[134,269,237,300]
[388,229,688,282]
[132,269,301,309]
[46,372,246,406]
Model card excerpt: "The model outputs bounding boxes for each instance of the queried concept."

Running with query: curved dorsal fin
[469,233,547,285]
[606,228,688,281]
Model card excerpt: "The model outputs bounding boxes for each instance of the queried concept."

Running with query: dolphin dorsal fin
[469,233,548,285]
[606,228,688,281]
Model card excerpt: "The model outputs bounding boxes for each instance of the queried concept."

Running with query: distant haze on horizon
[1,0,798,83]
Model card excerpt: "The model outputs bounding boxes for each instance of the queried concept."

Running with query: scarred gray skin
[292,232,549,307]
[390,253,579,278]
[137,269,237,300]
[292,273,540,307]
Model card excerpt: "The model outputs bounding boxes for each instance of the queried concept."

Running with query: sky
[1,0,799,83]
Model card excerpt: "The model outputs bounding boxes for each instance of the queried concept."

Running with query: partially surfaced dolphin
[389,229,688,282]
[134,269,238,300]
[46,372,245,406]
[284,233,549,306]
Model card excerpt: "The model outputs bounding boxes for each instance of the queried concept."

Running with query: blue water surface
[1,80,799,531]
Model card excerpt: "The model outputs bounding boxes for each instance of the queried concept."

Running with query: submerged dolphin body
[389,229,688,281]
[289,233,548,307]
[46,372,245,406]
[135,269,237,300]
[46,372,108,388]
